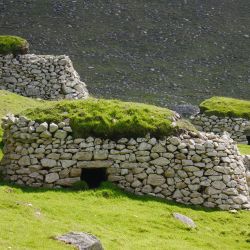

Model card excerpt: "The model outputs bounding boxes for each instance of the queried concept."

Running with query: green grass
[200,96,250,119]
[0,90,47,120]
[0,35,28,55]
[23,98,176,139]
[0,182,249,250]
[238,144,250,155]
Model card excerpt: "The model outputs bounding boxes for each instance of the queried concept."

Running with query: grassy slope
[238,144,250,155]
[0,182,250,250]
[200,96,250,119]
[0,1,249,106]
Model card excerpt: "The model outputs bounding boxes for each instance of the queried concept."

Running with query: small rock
[173,213,196,228]
[56,232,103,250]
[54,129,67,139]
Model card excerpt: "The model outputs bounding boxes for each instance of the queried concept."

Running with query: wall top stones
[191,114,250,144]
[0,54,89,100]
[1,114,249,210]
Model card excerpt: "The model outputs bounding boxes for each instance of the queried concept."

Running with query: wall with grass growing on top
[0,36,88,100]
[1,113,249,210]
[0,54,89,100]
[191,97,250,144]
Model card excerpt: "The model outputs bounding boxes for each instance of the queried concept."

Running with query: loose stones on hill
[56,232,104,250]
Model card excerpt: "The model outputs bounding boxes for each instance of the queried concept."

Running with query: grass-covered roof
[22,98,177,139]
[0,35,29,55]
[200,96,250,120]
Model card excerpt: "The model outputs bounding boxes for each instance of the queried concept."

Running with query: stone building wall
[0,54,89,99]
[1,114,249,210]
[191,114,250,144]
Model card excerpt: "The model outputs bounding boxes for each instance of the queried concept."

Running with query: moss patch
[23,98,176,139]
[200,96,250,119]
[238,144,250,155]
[0,35,29,55]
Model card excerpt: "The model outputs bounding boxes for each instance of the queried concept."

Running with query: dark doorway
[81,168,107,188]
[247,136,250,145]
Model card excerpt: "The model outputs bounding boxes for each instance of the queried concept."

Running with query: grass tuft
[0,35,29,55]
[200,96,250,119]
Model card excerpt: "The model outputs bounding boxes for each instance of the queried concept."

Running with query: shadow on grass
[0,180,221,213]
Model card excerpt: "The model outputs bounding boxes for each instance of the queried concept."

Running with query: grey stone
[173,213,196,228]
[56,177,80,187]
[41,158,57,168]
[169,137,181,146]
[49,123,58,133]
[94,150,108,160]
[167,144,177,152]
[73,152,93,161]
[36,122,48,133]
[40,130,52,138]
[190,197,204,205]
[141,185,153,193]
[164,169,175,177]
[147,174,165,186]
[150,157,170,166]
[61,160,76,168]
[70,168,82,177]
[56,232,103,250]
[54,130,67,139]
[182,160,193,166]
[45,173,59,183]
[212,181,226,190]
[151,144,166,153]
[77,161,113,168]
[183,166,200,172]
[18,156,31,166]
[138,142,152,151]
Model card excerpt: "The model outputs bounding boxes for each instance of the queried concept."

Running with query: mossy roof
[0,35,28,55]
[22,98,179,139]
[199,96,250,119]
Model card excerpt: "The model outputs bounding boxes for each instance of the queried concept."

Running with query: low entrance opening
[247,136,250,145]
[81,168,107,189]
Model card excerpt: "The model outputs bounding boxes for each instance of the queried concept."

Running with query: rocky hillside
[0,0,249,106]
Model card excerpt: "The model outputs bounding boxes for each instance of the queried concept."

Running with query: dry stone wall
[191,114,250,144]
[1,115,250,210]
[0,54,89,99]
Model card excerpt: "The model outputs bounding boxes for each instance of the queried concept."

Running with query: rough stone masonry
[1,114,249,210]
[191,114,250,144]
[0,54,89,99]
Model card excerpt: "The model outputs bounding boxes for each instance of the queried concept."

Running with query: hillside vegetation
[0,182,250,250]
[1,1,249,106]
[200,96,250,119]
